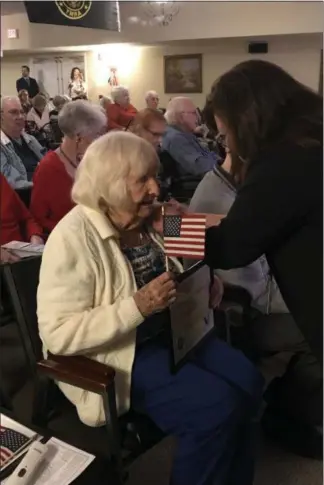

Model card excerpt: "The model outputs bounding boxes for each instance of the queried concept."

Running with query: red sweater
[106,103,138,131]
[0,174,42,245]
[30,151,75,232]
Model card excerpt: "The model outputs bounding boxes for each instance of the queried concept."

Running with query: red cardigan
[30,151,75,232]
[106,103,138,131]
[0,173,42,245]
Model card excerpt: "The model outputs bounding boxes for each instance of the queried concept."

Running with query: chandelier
[143,1,180,27]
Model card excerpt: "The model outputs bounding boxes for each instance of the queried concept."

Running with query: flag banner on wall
[24,1,120,31]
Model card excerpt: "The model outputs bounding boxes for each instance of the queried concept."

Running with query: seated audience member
[130,108,166,150]
[0,173,43,262]
[106,86,138,131]
[99,95,112,110]
[18,89,32,115]
[1,96,44,187]
[30,100,107,233]
[145,90,160,110]
[162,97,221,178]
[49,95,69,122]
[37,131,263,485]
[190,148,323,456]
[27,94,50,130]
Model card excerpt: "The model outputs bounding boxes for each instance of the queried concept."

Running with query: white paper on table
[1,241,44,258]
[169,264,214,368]
[30,438,95,485]
[3,438,95,485]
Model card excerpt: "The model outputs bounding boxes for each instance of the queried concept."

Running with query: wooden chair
[3,257,164,483]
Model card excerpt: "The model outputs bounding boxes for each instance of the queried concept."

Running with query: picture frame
[164,54,203,94]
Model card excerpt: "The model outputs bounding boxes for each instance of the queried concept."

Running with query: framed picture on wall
[164,54,202,94]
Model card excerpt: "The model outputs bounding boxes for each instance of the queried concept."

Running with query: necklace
[59,146,78,169]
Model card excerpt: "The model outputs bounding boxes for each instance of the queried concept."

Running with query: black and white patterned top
[122,239,177,345]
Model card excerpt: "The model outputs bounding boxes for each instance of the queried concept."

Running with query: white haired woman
[106,85,137,131]
[37,131,263,485]
[30,100,106,233]
[27,93,50,130]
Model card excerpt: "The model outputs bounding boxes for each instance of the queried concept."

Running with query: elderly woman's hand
[134,272,177,317]
[209,275,224,309]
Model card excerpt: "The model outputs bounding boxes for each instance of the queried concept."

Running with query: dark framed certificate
[168,262,215,373]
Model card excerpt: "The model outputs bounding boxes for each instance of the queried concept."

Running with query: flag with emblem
[24,1,120,31]
[163,214,206,259]
[0,426,30,467]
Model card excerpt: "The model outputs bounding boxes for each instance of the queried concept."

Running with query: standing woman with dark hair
[201,59,322,450]
[68,67,87,100]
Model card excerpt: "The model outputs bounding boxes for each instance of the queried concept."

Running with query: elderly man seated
[1,96,45,187]
[145,90,160,110]
[162,97,221,179]
[38,131,263,485]
[106,86,138,131]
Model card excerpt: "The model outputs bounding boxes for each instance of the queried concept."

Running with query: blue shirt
[161,125,220,177]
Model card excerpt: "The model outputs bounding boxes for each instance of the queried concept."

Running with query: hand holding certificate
[168,263,215,371]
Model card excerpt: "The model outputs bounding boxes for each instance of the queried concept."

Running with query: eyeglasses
[146,127,165,138]
[181,111,197,116]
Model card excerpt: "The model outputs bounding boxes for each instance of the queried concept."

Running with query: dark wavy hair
[70,67,82,81]
[209,60,323,180]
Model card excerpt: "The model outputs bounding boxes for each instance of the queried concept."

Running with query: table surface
[0,407,120,485]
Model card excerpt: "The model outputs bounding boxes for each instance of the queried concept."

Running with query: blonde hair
[72,131,159,211]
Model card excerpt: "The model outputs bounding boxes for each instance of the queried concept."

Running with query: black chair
[3,257,165,483]
[159,150,202,203]
[15,186,32,209]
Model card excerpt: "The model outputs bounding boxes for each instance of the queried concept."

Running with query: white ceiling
[1,1,26,16]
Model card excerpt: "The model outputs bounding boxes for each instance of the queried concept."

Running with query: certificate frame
[168,261,215,373]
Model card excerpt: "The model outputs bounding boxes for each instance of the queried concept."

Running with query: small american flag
[0,426,30,467]
[163,214,206,259]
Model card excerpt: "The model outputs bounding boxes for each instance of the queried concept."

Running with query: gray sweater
[189,165,288,314]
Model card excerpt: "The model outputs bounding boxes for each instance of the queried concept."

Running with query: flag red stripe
[165,241,204,247]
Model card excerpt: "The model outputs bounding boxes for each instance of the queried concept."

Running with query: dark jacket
[16,77,39,99]
[205,143,323,363]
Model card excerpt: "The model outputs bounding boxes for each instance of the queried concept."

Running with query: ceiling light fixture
[143,1,180,27]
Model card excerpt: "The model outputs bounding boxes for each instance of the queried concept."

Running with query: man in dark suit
[16,65,39,99]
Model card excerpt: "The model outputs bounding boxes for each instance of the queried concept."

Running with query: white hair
[164,96,191,125]
[111,85,129,103]
[145,90,158,102]
[58,100,107,138]
[72,131,159,211]
[0,96,20,111]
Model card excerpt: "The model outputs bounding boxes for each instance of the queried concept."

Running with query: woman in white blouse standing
[68,67,87,100]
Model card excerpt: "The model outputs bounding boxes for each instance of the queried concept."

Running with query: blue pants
[131,335,264,485]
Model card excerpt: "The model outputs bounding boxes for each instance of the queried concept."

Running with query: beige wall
[1,2,323,51]
[87,34,323,109]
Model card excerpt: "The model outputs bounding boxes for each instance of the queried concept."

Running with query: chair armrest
[37,355,115,394]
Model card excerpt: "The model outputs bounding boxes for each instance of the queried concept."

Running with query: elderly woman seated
[27,93,50,130]
[30,100,107,233]
[37,131,263,485]
[106,86,138,131]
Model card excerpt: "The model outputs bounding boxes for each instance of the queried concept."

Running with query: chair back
[3,257,43,370]
[15,187,32,208]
